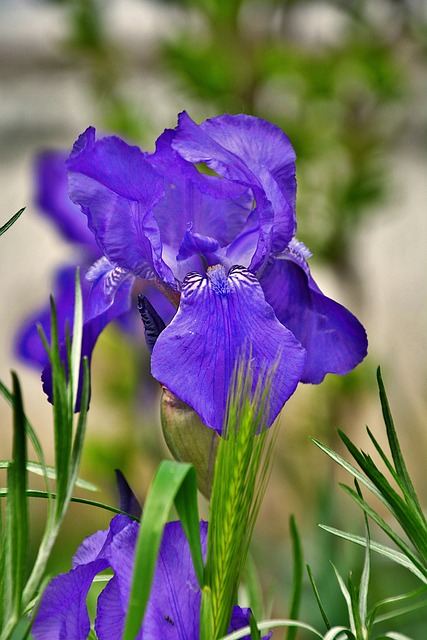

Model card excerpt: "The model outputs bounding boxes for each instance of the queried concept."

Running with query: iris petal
[172,112,297,270]
[40,265,133,410]
[67,127,175,285]
[35,150,99,253]
[260,256,368,383]
[151,264,306,433]
[31,559,109,640]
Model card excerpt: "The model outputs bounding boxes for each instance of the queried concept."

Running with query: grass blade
[0,208,25,236]
[122,460,203,640]
[319,525,427,584]
[6,373,29,622]
[286,515,304,640]
[377,368,426,523]
[306,564,331,630]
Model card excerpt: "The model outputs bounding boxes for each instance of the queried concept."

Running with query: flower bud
[160,386,218,499]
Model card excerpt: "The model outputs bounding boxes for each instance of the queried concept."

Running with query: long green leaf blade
[122,460,203,640]
[0,208,25,236]
[7,373,29,621]
[319,525,427,583]
[377,368,426,523]
[286,516,304,640]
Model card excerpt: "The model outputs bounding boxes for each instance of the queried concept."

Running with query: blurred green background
[1,0,426,636]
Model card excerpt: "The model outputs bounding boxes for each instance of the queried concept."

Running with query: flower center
[207,264,231,296]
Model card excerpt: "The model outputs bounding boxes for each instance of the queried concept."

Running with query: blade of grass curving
[122,460,203,640]
[6,373,29,622]
[318,525,427,583]
[369,586,427,625]
[286,515,304,640]
[306,565,331,630]
[0,208,25,236]
[311,438,385,503]
[377,368,426,524]
[332,566,355,635]
[0,489,140,519]
[339,484,427,578]
[0,462,97,492]
[220,618,324,639]
[334,432,427,556]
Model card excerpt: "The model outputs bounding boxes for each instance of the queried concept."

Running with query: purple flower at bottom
[32,516,271,640]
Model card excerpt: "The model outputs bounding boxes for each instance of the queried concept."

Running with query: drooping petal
[35,150,99,254]
[172,112,297,270]
[260,254,368,384]
[151,265,306,433]
[39,264,133,410]
[67,127,175,286]
[31,559,109,640]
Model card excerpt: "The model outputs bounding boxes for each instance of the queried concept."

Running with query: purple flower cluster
[16,112,367,432]
[32,517,271,640]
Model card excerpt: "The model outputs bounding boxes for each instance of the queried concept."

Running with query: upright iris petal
[151,264,306,433]
[172,111,297,271]
[67,127,175,286]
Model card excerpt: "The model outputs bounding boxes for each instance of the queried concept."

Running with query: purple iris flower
[31,516,271,640]
[64,112,366,431]
[13,151,135,406]
[14,151,172,408]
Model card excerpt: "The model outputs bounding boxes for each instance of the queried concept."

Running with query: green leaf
[0,208,25,237]
[376,368,426,524]
[249,612,261,639]
[122,460,203,640]
[339,484,427,579]
[6,373,29,621]
[0,382,51,496]
[286,515,304,640]
[306,564,331,630]
[355,481,370,633]
[219,618,324,639]
[70,269,83,412]
[319,525,427,583]
[242,553,264,622]
[0,461,98,492]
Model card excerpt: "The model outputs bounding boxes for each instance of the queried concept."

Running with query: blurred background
[1,0,426,636]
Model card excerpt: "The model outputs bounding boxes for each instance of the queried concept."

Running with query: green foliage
[0,272,91,639]
[309,368,427,637]
[202,356,279,639]
[122,460,203,640]
[0,209,25,237]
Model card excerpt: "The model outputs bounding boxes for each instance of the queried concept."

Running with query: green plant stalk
[203,356,278,639]
[3,374,28,638]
